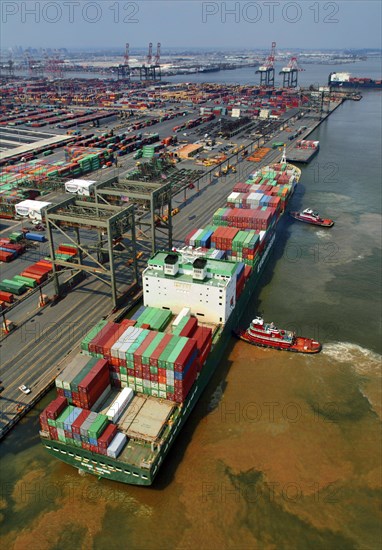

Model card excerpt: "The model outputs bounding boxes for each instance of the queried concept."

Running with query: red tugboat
[235,317,322,353]
[290,209,334,227]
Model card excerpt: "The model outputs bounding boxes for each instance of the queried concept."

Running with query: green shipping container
[70,357,99,393]
[13,275,37,288]
[56,406,75,429]
[166,337,188,369]
[158,337,178,369]
[88,414,108,439]
[0,280,27,295]
[142,333,165,365]
[126,330,150,361]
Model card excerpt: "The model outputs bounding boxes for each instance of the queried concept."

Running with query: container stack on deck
[79,309,212,402]
[182,163,297,270]
[40,304,213,457]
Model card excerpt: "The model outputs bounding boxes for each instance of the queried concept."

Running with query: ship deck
[94,391,181,468]
[286,147,318,164]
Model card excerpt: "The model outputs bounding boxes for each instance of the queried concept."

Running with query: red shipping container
[191,326,212,354]
[149,334,173,367]
[174,339,198,372]
[79,376,109,407]
[57,245,78,254]
[98,423,118,449]
[150,373,159,382]
[0,290,13,303]
[120,319,137,328]
[82,442,91,451]
[25,265,51,275]
[79,381,109,409]
[78,359,109,394]
[0,251,14,262]
[134,366,143,376]
[88,322,119,354]
[72,409,91,434]
[2,242,25,253]
[35,261,52,272]
[89,444,99,453]
[179,316,198,338]
[110,356,120,367]
[48,426,58,440]
[104,326,132,355]
[38,259,53,268]
[98,447,107,455]
[45,396,68,420]
[21,271,46,284]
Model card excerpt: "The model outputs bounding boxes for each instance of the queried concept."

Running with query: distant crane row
[256,42,304,88]
[117,42,161,82]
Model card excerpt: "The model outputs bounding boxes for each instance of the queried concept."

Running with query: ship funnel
[164,253,179,276]
[192,258,207,281]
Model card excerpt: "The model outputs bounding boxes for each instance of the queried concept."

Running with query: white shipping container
[65,179,96,196]
[15,199,51,220]
[57,355,90,390]
[172,307,191,327]
[107,432,127,458]
[111,327,143,357]
[190,228,203,247]
[228,192,240,202]
[106,387,134,423]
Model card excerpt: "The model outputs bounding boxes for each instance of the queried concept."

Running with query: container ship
[328,72,382,89]
[40,151,301,486]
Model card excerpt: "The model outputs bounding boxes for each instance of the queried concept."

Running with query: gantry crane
[279,56,304,88]
[117,42,131,81]
[256,41,276,87]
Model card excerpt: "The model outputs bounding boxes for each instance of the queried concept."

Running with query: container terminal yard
[0,64,354,440]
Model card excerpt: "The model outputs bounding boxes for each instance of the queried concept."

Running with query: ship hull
[235,330,322,354]
[289,212,334,227]
[329,82,382,89]
[41,227,281,485]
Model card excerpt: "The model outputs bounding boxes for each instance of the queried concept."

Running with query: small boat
[290,208,334,227]
[234,317,322,354]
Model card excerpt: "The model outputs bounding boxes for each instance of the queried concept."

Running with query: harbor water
[0,70,381,549]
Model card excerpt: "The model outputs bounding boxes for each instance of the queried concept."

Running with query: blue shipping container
[25,233,46,242]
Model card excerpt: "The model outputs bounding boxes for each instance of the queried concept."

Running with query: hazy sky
[1,1,381,50]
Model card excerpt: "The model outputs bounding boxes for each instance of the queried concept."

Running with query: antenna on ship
[281,145,287,164]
